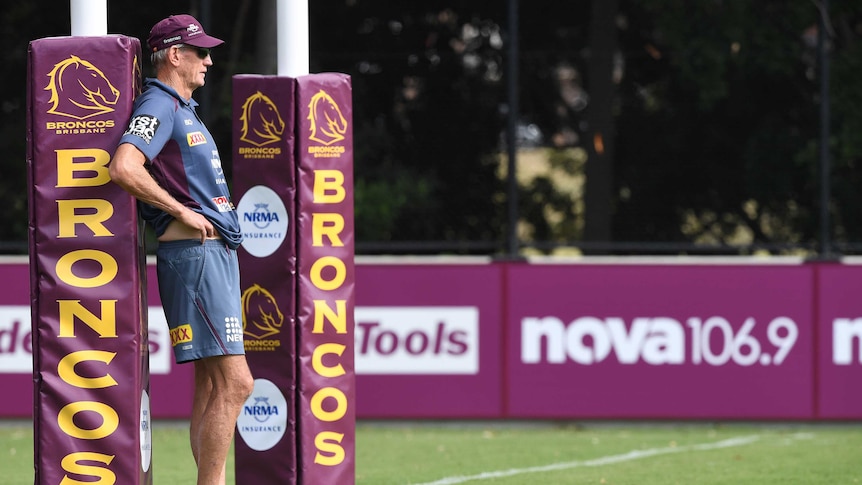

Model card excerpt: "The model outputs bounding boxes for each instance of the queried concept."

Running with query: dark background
[7,0,862,256]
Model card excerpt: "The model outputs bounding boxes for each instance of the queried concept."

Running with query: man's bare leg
[191,355,254,485]
[190,361,212,465]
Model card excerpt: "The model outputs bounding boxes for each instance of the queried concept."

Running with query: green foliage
[8,1,862,254]
[614,0,825,250]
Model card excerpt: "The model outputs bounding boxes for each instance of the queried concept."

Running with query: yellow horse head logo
[44,55,120,119]
[241,284,285,339]
[239,91,285,147]
[307,89,348,145]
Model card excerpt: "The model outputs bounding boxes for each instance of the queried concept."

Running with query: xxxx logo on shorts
[170,324,193,346]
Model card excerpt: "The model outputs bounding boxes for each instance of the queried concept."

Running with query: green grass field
[3,420,860,484]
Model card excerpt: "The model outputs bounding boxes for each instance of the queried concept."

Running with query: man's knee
[223,358,254,405]
[232,371,254,402]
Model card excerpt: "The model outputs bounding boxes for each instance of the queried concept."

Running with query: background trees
[6,0,861,255]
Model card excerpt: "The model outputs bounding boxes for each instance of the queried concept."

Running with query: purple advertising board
[3,259,862,422]
[814,262,862,419]
[505,263,815,419]
[0,261,32,417]
[354,261,503,418]
[28,36,151,483]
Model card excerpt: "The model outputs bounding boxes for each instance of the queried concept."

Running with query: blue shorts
[156,239,245,363]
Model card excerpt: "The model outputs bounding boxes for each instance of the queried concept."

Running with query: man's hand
[177,208,216,244]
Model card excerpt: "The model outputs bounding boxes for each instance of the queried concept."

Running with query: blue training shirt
[118,78,242,249]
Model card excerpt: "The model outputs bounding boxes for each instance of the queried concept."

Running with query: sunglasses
[177,44,211,60]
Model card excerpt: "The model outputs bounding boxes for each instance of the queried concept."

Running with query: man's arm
[109,143,215,243]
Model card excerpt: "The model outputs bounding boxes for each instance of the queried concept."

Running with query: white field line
[413,435,762,485]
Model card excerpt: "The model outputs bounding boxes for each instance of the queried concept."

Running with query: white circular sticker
[140,390,152,472]
[236,378,288,451]
[237,185,289,258]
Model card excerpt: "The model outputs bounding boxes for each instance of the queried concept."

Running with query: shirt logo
[187,131,207,146]
[124,115,160,144]
[45,55,120,119]
[212,196,234,213]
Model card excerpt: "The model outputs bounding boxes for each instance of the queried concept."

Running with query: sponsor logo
[237,379,288,451]
[140,391,152,472]
[239,91,285,156]
[211,195,234,213]
[225,316,243,343]
[241,284,284,352]
[211,150,226,185]
[834,318,862,365]
[307,89,348,157]
[237,185,288,258]
[170,324,193,346]
[211,150,223,174]
[521,315,800,367]
[187,131,207,146]
[246,204,280,228]
[124,114,160,144]
[355,307,479,375]
[45,55,120,120]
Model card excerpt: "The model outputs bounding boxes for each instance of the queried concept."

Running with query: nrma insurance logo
[237,378,288,451]
[237,185,288,258]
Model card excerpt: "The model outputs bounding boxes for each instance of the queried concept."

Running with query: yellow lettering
[311,213,344,247]
[312,300,347,334]
[313,431,346,466]
[57,401,119,440]
[58,351,118,389]
[312,343,346,377]
[309,387,348,422]
[60,452,116,485]
[313,170,345,203]
[58,300,117,338]
[57,199,115,238]
[55,250,118,288]
[309,256,346,291]
[56,148,112,188]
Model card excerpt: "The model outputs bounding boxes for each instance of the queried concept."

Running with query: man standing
[109,14,253,485]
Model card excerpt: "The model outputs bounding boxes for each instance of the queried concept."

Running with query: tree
[7,1,862,256]
[611,1,823,252]
[309,1,509,251]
